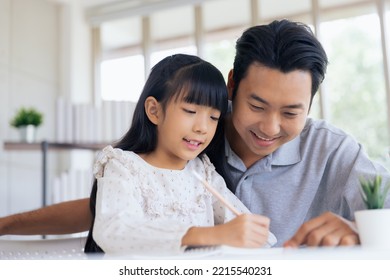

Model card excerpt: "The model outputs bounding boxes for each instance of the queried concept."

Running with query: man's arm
[0,198,92,236]
[283,212,359,247]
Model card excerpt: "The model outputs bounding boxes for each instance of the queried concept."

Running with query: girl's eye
[210,116,220,121]
[183,108,196,114]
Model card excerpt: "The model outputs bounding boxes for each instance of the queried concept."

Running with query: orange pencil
[192,171,241,216]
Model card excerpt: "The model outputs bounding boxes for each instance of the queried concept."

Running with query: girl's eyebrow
[250,93,305,109]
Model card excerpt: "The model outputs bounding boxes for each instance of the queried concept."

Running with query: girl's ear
[227,69,234,100]
[144,96,161,125]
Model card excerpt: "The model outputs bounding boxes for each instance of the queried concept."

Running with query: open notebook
[103,246,283,260]
[185,245,283,256]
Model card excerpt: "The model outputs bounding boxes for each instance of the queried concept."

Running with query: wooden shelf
[4,141,107,151]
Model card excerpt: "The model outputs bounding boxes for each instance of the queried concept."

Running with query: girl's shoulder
[198,154,214,169]
[93,145,137,178]
[189,154,214,168]
[190,154,217,180]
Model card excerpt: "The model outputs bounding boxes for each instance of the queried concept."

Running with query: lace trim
[200,154,215,183]
[143,192,209,218]
[93,145,139,178]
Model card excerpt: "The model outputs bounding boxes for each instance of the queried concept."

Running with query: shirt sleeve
[318,135,390,219]
[92,155,191,255]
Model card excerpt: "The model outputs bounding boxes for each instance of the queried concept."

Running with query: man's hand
[283,212,360,247]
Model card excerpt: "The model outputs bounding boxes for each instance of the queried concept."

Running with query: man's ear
[227,69,234,100]
[144,96,160,125]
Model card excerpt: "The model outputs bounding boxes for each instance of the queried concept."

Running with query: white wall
[0,0,11,216]
[0,0,93,216]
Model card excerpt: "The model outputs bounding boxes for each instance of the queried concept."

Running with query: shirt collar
[224,136,247,171]
[224,131,302,169]
[271,135,301,166]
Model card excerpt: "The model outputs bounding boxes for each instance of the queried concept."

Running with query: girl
[85,54,276,254]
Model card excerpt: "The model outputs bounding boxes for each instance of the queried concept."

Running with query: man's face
[227,63,312,168]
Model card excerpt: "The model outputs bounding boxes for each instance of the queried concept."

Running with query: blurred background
[1,0,390,217]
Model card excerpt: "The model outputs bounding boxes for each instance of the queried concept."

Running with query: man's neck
[224,116,266,169]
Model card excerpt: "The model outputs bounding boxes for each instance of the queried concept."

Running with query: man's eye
[250,104,264,110]
[284,112,298,117]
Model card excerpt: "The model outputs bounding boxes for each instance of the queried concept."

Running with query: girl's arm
[182,214,271,248]
[0,198,91,235]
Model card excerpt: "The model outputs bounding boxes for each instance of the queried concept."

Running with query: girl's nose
[193,115,208,134]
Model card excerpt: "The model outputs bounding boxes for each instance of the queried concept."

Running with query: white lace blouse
[92,146,276,254]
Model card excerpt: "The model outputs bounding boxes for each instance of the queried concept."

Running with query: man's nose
[260,113,281,137]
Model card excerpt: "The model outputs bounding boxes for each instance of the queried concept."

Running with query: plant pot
[355,208,390,249]
[18,125,37,143]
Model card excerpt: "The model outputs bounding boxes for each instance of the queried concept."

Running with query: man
[1,19,388,247]
[207,19,390,247]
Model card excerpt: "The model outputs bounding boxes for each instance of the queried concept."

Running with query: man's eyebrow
[249,93,305,109]
[250,94,269,105]
[283,103,305,109]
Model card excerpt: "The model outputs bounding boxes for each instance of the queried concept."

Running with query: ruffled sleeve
[93,145,137,178]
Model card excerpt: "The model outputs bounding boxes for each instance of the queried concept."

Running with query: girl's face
[148,98,221,170]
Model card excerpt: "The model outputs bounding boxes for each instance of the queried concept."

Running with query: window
[202,0,249,82]
[93,0,390,161]
[150,5,195,66]
[321,13,389,159]
[151,46,197,68]
[100,16,144,102]
[101,55,145,102]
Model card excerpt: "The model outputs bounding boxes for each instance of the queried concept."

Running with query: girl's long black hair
[84,54,228,253]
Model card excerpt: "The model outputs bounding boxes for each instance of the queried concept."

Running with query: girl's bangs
[173,64,228,114]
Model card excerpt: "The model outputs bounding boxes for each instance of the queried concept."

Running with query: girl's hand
[215,213,270,247]
[181,213,270,248]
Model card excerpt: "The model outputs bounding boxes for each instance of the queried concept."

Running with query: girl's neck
[138,151,188,170]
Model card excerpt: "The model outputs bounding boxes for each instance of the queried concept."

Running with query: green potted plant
[355,175,390,248]
[10,107,43,143]
[359,175,389,209]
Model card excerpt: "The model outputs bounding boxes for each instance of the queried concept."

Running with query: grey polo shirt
[225,118,390,247]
